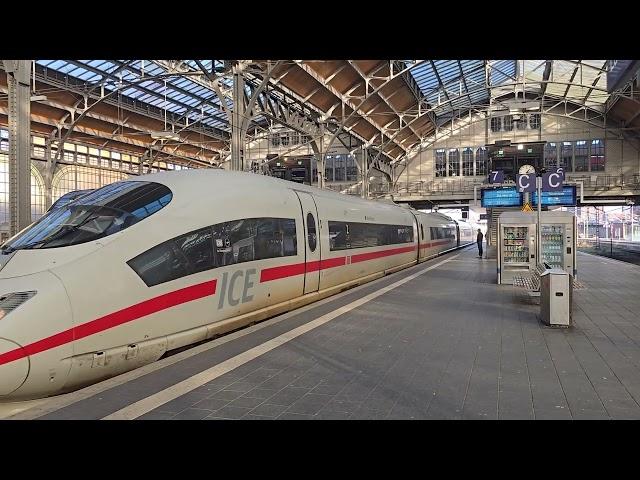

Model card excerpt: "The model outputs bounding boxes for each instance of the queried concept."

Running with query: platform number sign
[542,171,563,192]
[516,174,536,193]
[489,170,504,184]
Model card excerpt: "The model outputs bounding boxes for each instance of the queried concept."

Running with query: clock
[519,164,536,174]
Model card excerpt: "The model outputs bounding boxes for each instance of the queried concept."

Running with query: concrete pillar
[5,60,32,234]
[231,63,245,171]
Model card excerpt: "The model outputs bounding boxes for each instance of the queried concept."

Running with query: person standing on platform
[477,229,484,258]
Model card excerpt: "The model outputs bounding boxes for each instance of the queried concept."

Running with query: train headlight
[0,291,37,320]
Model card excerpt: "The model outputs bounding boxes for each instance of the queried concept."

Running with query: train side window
[174,227,215,274]
[420,224,424,240]
[128,241,191,287]
[281,218,298,256]
[306,213,317,252]
[328,221,413,251]
[128,217,298,287]
[328,222,349,250]
[214,218,256,266]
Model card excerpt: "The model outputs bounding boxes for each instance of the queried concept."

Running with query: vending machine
[539,211,577,278]
[497,211,578,284]
[497,212,537,285]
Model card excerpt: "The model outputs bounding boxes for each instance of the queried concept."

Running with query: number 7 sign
[489,170,504,184]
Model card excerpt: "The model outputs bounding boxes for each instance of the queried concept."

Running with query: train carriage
[0,169,472,401]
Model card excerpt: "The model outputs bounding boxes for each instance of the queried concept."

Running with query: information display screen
[531,186,576,206]
[481,187,523,207]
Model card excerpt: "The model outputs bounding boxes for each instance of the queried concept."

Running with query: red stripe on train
[419,240,453,249]
[260,244,417,282]
[351,245,417,263]
[0,279,217,367]
[259,256,347,282]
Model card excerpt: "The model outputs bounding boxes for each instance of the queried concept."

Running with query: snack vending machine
[539,211,577,278]
[497,212,537,285]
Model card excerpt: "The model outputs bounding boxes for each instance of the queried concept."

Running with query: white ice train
[0,170,474,401]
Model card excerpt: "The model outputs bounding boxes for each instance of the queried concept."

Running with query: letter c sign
[517,174,536,192]
[542,172,563,191]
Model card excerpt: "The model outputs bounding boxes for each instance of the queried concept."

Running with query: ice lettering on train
[217,268,257,309]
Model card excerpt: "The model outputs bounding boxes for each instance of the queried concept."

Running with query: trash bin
[540,268,572,327]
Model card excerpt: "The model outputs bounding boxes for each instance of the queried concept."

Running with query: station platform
[7,245,640,420]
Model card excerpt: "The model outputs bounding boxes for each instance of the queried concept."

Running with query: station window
[503,115,513,132]
[560,141,573,172]
[128,217,298,287]
[544,143,557,169]
[32,146,45,158]
[435,149,446,178]
[516,115,528,130]
[76,154,87,164]
[346,155,358,181]
[327,221,413,251]
[574,140,588,172]
[448,149,459,177]
[324,156,334,182]
[334,155,345,181]
[475,147,487,176]
[271,134,280,147]
[529,113,541,130]
[462,148,474,176]
[490,117,502,133]
[590,139,605,171]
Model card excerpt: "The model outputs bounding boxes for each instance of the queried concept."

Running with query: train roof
[130,169,410,212]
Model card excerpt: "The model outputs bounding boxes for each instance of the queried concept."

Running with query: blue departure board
[481,187,523,207]
[531,186,576,206]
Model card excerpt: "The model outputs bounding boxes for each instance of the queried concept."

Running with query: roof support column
[43,134,55,210]
[361,145,368,199]
[4,60,32,235]
[231,63,245,171]
[311,123,326,189]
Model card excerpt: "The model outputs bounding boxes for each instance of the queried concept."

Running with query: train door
[294,191,321,294]
[410,212,423,261]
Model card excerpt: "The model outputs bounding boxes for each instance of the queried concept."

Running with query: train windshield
[1,181,172,253]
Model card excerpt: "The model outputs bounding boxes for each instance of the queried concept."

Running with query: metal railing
[320,174,640,199]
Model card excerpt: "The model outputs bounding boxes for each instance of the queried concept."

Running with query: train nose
[0,338,29,396]
[0,271,74,401]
